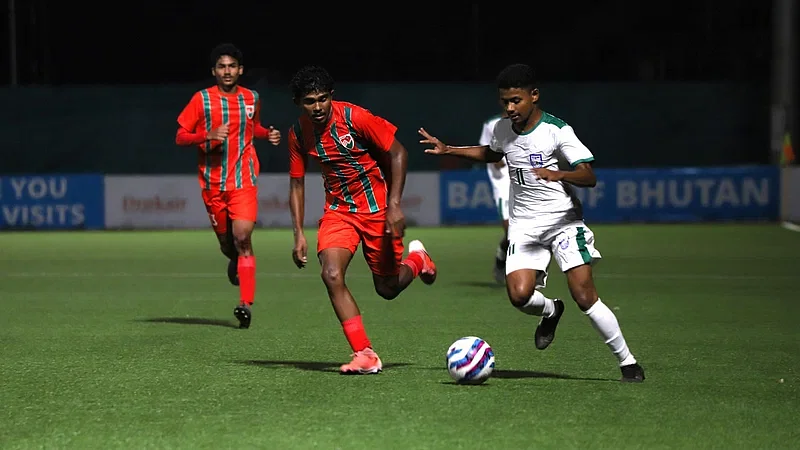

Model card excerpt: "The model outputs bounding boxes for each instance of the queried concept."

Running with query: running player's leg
[552,223,644,382]
[362,216,436,300]
[228,187,259,329]
[505,229,564,350]
[494,199,510,284]
[212,217,238,259]
[221,217,240,286]
[202,190,238,284]
[318,212,382,374]
[491,170,511,283]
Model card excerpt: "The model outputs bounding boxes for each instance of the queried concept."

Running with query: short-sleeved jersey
[489,111,594,226]
[177,85,262,191]
[479,115,507,182]
[288,101,397,215]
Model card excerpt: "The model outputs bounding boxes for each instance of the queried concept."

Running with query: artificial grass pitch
[1,224,798,449]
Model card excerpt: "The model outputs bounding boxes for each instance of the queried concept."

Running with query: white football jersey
[479,115,507,181]
[489,111,595,226]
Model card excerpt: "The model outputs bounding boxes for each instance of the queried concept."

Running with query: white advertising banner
[104,175,206,229]
[781,167,800,222]
[104,172,440,229]
[396,172,440,226]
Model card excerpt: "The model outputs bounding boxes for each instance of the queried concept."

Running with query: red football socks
[342,315,371,352]
[401,251,425,278]
[238,256,256,306]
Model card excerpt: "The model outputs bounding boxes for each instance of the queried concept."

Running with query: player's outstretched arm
[419,128,503,163]
[289,176,308,268]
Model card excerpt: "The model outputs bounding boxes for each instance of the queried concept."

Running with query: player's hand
[385,204,406,238]
[268,126,281,146]
[418,128,449,155]
[292,234,308,269]
[207,123,229,141]
[532,168,564,182]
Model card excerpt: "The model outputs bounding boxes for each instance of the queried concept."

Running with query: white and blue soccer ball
[446,336,495,384]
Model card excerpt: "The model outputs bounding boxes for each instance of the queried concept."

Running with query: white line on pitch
[781,221,800,233]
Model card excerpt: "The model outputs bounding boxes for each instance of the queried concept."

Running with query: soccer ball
[446,336,495,384]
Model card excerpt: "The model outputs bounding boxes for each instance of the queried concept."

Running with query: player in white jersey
[419,64,644,382]
[479,114,510,284]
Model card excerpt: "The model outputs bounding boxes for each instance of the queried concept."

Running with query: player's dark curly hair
[290,65,335,99]
[209,43,243,67]
[496,64,537,90]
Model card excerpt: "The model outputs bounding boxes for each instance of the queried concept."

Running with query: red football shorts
[201,186,258,235]
[317,210,404,276]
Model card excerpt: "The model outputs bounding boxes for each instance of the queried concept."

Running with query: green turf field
[1,224,798,449]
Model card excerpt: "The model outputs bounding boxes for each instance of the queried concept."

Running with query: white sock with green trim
[584,299,637,366]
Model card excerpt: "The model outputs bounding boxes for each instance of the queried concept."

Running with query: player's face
[212,56,243,90]
[498,87,539,126]
[297,90,333,124]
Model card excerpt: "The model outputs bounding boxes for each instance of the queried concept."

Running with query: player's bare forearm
[289,177,306,236]
[561,163,597,187]
[386,140,408,207]
[420,128,503,163]
[446,145,504,163]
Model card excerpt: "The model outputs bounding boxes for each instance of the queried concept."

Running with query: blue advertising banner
[439,169,502,224]
[440,166,780,224]
[0,174,105,229]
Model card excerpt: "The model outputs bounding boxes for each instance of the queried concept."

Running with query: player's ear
[237,65,244,75]
[210,67,216,77]
[531,88,540,103]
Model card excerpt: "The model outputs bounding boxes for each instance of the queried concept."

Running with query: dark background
[1,0,794,174]
[3,0,773,85]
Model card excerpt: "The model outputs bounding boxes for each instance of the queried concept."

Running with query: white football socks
[516,290,555,317]
[584,299,637,366]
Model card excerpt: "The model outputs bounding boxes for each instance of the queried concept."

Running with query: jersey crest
[337,132,355,150]
[245,104,255,119]
[529,153,544,168]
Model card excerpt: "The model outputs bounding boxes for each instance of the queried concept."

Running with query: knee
[506,282,534,308]
[232,229,253,254]
[321,266,345,289]
[219,241,235,257]
[571,288,598,311]
[374,282,400,300]
[232,230,251,247]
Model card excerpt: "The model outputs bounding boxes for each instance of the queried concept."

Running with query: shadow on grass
[439,381,492,386]
[428,367,615,383]
[136,317,239,329]
[491,369,615,382]
[459,281,506,289]
[240,360,412,373]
